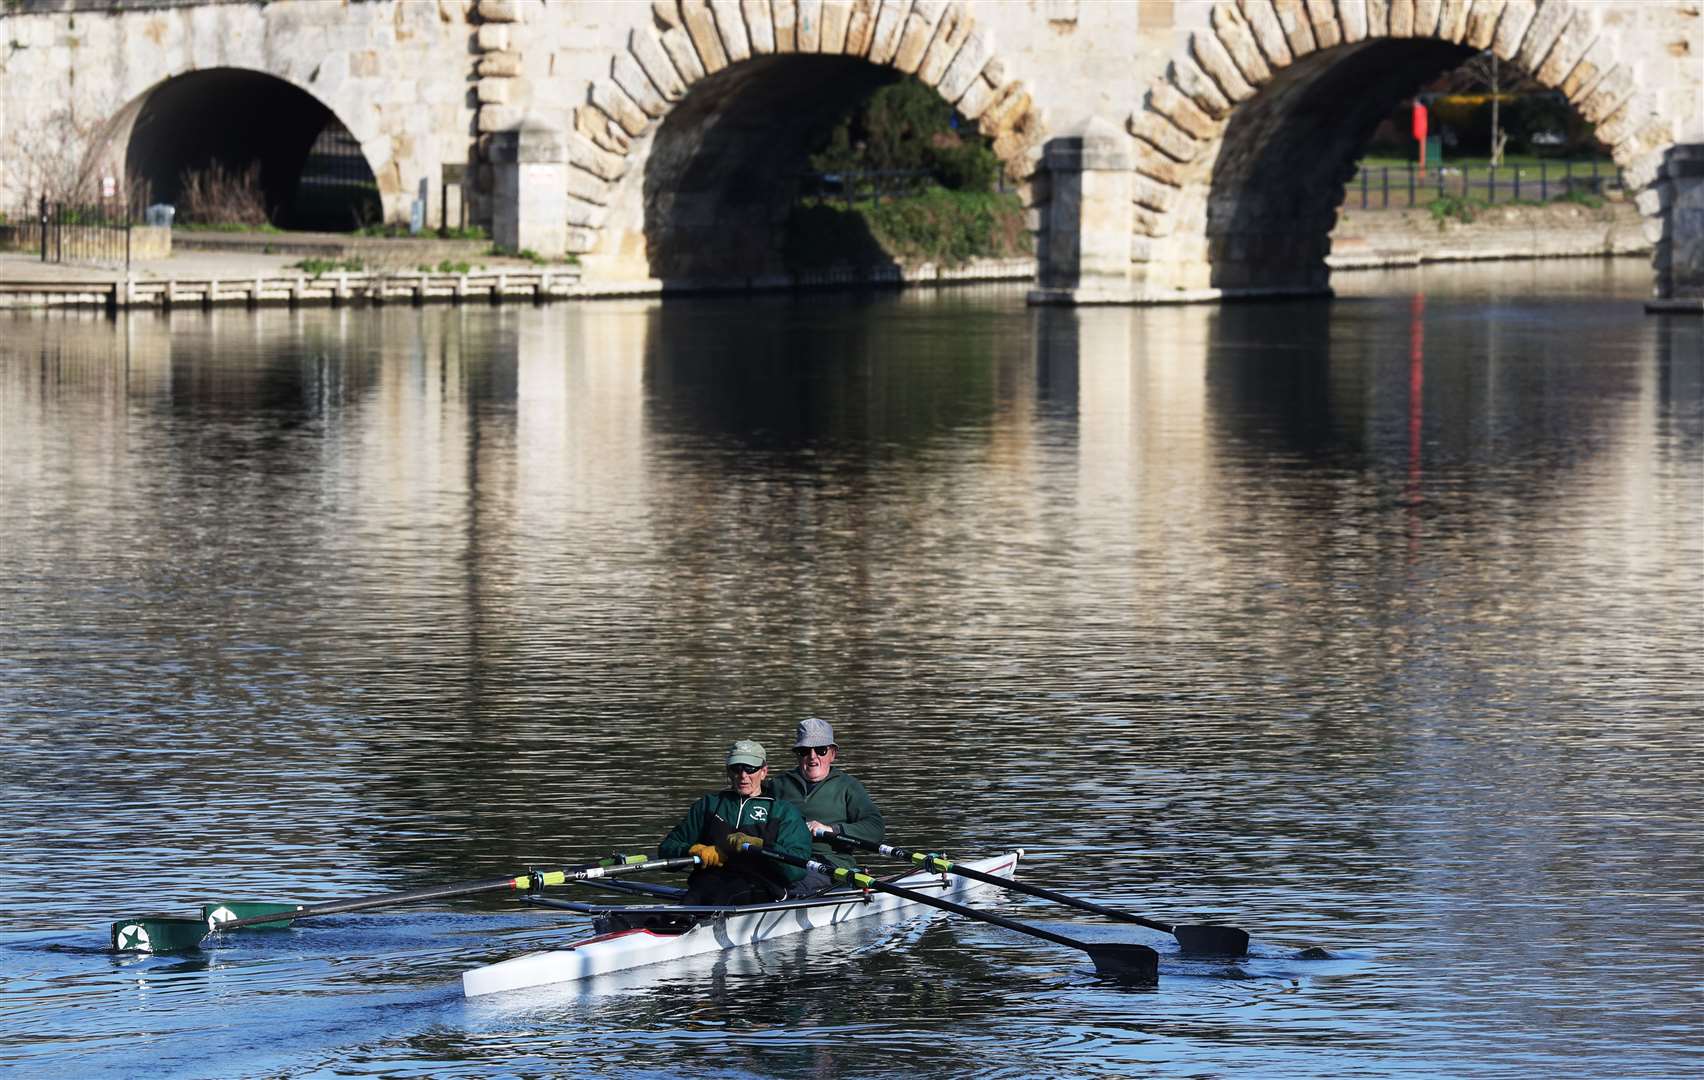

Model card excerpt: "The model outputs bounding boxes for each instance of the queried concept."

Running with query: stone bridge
[3,0,1701,300]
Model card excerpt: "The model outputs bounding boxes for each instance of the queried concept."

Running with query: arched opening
[125,68,379,231]
[643,54,898,280]
[641,56,1024,283]
[1206,38,1477,292]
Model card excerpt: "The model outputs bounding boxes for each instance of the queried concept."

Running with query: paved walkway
[1,230,572,285]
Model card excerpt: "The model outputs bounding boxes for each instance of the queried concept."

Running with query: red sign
[1411,102,1429,142]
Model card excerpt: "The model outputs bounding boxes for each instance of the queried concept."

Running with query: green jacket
[658,790,810,884]
[767,766,885,870]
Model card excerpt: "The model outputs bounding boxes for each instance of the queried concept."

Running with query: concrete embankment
[1326,198,1648,271]
[0,201,1650,310]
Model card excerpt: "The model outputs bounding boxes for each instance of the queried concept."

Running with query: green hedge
[786,186,1030,270]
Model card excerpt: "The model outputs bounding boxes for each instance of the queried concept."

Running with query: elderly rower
[658,739,814,905]
[767,717,885,889]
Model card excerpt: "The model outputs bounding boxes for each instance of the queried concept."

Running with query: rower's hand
[807,821,839,837]
[720,832,762,856]
[689,843,722,869]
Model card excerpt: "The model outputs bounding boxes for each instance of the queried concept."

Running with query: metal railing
[5,198,138,266]
[1348,160,1625,210]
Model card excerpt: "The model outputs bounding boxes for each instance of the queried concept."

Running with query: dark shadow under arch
[126,68,378,230]
[1207,38,1474,292]
[642,54,903,281]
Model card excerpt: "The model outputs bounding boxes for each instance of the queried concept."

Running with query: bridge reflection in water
[0,259,1698,1076]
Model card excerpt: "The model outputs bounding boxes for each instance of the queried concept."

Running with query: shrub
[179,161,270,227]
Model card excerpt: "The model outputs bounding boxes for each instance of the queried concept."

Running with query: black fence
[800,169,934,207]
[1348,160,1625,211]
[4,199,139,266]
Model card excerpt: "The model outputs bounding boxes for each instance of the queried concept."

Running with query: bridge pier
[1658,144,1704,305]
[1028,119,1136,305]
[491,122,569,260]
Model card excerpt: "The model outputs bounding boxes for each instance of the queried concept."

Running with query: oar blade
[203,902,299,932]
[1172,923,1249,956]
[111,916,207,955]
[1086,942,1160,983]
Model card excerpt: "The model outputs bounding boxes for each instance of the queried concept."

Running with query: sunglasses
[727,763,763,775]
[795,746,834,758]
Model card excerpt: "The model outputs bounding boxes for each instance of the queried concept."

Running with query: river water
[1,259,1700,1078]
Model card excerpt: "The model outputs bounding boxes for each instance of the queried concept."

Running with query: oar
[111,854,700,955]
[818,831,1249,956]
[753,846,1157,981]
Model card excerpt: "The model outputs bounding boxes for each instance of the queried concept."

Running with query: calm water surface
[1,259,1700,1078]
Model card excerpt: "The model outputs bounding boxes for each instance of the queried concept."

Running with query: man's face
[795,744,836,783]
[728,762,767,796]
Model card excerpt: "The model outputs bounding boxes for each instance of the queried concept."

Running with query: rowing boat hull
[461,850,1021,997]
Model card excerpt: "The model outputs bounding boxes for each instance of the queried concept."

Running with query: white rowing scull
[460,850,1022,997]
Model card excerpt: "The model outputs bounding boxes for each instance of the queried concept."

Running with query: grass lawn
[1357,152,1615,170]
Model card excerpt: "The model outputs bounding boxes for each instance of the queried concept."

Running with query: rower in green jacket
[767,717,886,875]
[659,739,813,905]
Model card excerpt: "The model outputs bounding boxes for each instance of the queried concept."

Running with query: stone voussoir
[1305,0,1342,49]
[1514,0,1574,71]
[566,165,613,206]
[1413,0,1443,37]
[1537,10,1597,86]
[1213,4,1274,84]
[1335,0,1369,45]
[613,54,668,118]
[566,129,629,182]
[1239,0,1295,67]
[868,0,909,64]
[1146,77,1220,140]
[1464,0,1508,51]
[939,29,995,103]
[592,78,651,138]
[1169,55,1233,120]
[1271,0,1318,57]
[659,24,708,83]
[680,0,731,73]
[773,0,798,51]
[1131,171,1180,212]
[709,0,753,63]
[1580,64,1636,125]
[631,28,688,100]
[744,0,776,54]
[1193,30,1257,103]
[1491,0,1537,60]
[847,0,881,57]
[1130,109,1202,163]
[895,0,947,73]
[979,80,1032,138]
[1561,38,1615,103]
[1437,0,1471,42]
[1132,137,1194,188]
[918,3,974,86]
[1366,0,1390,37]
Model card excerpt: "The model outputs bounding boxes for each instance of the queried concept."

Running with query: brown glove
[688,843,722,869]
[719,832,763,857]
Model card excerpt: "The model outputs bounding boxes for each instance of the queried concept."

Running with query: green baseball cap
[726,739,767,768]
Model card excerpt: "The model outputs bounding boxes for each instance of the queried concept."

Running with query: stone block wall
[2,1,1700,298]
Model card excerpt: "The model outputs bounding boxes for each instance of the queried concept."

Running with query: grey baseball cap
[726,739,767,768]
[794,717,836,748]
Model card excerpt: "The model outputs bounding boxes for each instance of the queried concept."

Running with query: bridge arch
[105,67,382,230]
[1126,0,1679,297]
[543,0,1048,280]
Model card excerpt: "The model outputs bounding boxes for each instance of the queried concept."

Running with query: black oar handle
[864,836,1176,934]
